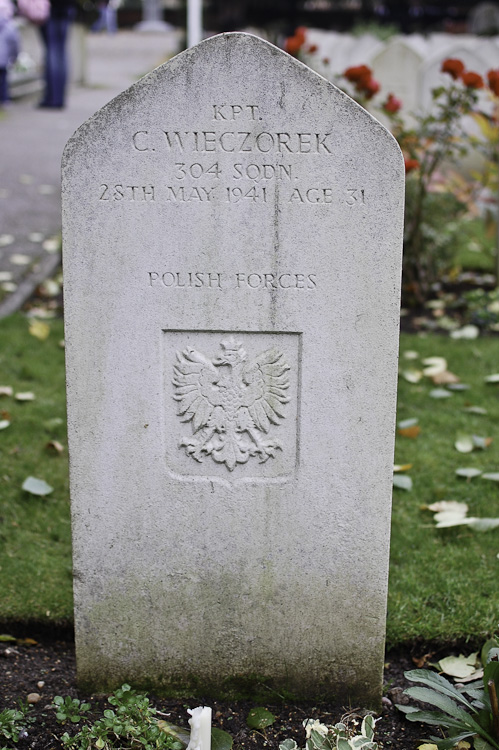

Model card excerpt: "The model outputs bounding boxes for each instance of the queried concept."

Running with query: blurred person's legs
[0,68,8,104]
[106,4,116,33]
[39,17,70,108]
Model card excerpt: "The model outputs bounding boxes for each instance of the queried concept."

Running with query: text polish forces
[147,272,317,290]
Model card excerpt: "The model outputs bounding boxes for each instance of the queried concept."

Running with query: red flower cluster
[488,69,499,96]
[441,58,465,80]
[404,158,420,174]
[382,93,402,114]
[284,27,307,57]
[461,71,484,89]
[441,58,484,89]
[343,64,380,100]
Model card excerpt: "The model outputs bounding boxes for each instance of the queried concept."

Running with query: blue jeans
[40,16,71,107]
[0,68,7,104]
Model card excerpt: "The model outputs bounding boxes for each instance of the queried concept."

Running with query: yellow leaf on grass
[46,440,64,454]
[427,501,469,514]
[398,425,421,439]
[422,357,447,377]
[402,369,423,383]
[417,745,439,750]
[432,370,460,385]
[394,464,413,472]
[455,435,474,453]
[29,319,50,341]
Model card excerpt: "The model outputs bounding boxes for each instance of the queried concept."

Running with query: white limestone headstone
[371,37,424,116]
[62,32,404,706]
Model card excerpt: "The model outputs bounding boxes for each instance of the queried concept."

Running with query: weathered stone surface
[62,32,404,705]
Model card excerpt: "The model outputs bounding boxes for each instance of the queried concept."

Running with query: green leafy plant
[0,702,33,744]
[52,696,91,724]
[60,684,184,750]
[399,638,499,749]
[463,288,499,331]
[279,714,378,749]
[246,707,276,730]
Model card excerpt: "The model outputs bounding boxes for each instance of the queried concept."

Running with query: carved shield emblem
[172,336,290,471]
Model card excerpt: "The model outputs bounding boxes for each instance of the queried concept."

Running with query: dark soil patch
[0,630,444,750]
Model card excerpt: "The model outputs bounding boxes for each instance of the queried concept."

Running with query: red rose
[383,93,402,113]
[404,158,420,174]
[461,71,484,89]
[284,27,307,56]
[363,77,380,99]
[295,26,307,45]
[344,64,372,83]
[488,69,499,96]
[441,58,465,80]
[285,35,303,56]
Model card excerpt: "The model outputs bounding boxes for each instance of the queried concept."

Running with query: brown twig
[488,678,499,740]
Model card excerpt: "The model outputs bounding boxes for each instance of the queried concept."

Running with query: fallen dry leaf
[432,370,460,385]
[398,425,421,439]
[42,237,59,253]
[401,368,423,383]
[10,254,30,266]
[46,440,64,454]
[0,234,14,246]
[427,501,469,514]
[438,653,478,679]
[394,463,413,472]
[412,652,435,668]
[451,325,479,340]
[29,319,50,341]
[422,356,447,377]
[28,232,44,243]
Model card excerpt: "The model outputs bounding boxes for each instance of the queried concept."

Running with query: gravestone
[62,32,404,705]
[371,37,424,119]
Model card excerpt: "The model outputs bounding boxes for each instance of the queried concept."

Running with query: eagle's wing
[172,347,222,432]
[241,348,290,433]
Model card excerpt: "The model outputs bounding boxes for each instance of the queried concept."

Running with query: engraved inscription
[212,104,260,120]
[148,272,317,290]
[132,130,333,155]
[118,105,370,209]
[172,336,290,471]
[100,184,155,201]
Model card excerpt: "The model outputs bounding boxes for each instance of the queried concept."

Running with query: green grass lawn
[1,313,498,646]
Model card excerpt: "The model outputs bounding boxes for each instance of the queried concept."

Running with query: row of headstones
[303,30,499,114]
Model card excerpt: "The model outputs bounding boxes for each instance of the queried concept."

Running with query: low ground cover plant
[398,638,499,749]
[0,702,33,745]
[59,684,185,750]
[279,715,378,749]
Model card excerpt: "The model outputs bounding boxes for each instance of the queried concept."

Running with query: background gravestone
[62,32,404,705]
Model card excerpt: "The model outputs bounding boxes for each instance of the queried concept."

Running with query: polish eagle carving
[172,337,290,471]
